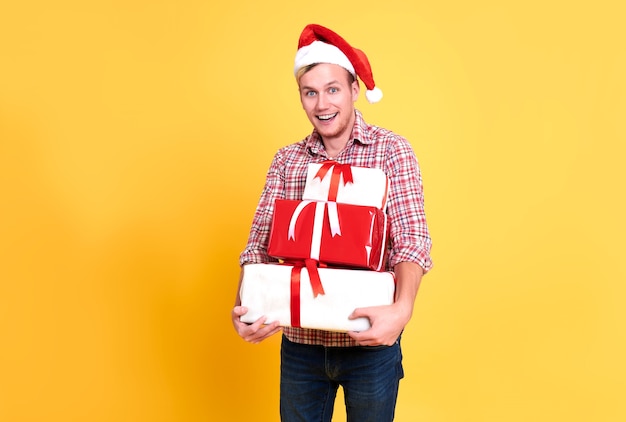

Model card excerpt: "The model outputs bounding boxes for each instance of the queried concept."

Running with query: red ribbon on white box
[314,161,353,202]
[288,259,325,327]
[290,265,302,327]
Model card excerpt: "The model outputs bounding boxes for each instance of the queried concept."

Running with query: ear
[351,79,360,102]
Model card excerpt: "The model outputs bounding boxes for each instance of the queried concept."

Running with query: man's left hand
[346,303,410,346]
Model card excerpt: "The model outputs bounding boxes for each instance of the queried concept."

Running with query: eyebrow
[300,80,341,91]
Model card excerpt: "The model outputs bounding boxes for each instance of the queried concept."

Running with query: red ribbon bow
[314,161,353,202]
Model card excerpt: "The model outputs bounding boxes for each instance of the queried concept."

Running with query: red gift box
[268,199,389,271]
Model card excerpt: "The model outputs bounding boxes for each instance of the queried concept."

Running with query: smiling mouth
[317,113,337,121]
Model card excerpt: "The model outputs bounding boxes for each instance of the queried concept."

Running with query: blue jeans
[280,335,404,422]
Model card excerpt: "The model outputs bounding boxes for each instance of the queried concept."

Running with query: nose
[316,92,329,110]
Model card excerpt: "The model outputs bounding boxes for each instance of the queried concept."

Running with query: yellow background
[1,1,624,421]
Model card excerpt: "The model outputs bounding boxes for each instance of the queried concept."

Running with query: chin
[317,129,338,139]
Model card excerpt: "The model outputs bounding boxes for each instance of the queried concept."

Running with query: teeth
[318,113,337,121]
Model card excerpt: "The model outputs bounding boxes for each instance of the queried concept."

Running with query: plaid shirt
[240,110,432,347]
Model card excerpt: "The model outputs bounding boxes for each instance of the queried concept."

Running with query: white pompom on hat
[294,24,383,104]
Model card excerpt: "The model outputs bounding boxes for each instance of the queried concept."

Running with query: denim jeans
[280,334,404,422]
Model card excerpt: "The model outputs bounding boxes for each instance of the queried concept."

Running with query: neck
[321,110,356,159]
[323,139,348,159]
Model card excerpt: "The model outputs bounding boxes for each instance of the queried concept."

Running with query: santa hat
[294,24,383,104]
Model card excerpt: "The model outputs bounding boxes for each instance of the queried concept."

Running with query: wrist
[392,300,414,324]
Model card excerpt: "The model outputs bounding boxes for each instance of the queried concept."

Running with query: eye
[305,90,317,97]
[329,87,338,94]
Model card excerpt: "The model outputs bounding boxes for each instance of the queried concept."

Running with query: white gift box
[302,161,390,210]
[239,263,396,332]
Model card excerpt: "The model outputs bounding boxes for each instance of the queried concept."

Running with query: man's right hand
[231,306,282,344]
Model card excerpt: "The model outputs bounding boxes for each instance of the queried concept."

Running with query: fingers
[232,305,248,318]
[347,310,360,320]
[348,332,379,347]
[347,330,396,347]
[347,309,400,347]
[240,319,282,344]
[231,306,281,344]
[348,306,373,320]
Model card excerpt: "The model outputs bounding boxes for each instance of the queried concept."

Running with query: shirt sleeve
[385,136,433,272]
[239,151,286,266]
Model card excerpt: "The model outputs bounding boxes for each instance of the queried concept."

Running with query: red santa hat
[294,24,383,104]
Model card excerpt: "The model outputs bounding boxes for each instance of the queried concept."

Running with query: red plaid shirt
[240,110,432,347]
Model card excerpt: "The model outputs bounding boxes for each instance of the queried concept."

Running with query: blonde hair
[296,63,356,85]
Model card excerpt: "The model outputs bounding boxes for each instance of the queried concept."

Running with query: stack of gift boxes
[240,161,396,332]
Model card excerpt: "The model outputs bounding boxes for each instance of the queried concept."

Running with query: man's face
[298,63,359,143]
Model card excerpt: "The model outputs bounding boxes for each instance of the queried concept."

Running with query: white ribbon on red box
[288,200,341,261]
[284,200,385,269]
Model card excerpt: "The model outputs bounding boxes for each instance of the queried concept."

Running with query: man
[231,24,433,421]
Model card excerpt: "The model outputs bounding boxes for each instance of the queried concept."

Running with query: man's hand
[348,262,424,346]
[231,305,282,344]
[347,302,411,346]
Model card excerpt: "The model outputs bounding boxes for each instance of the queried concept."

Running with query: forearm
[393,261,424,322]
[385,138,433,273]
[347,261,424,345]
